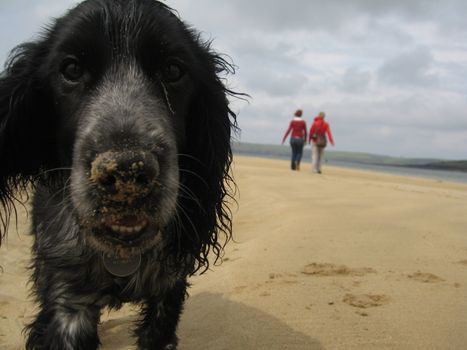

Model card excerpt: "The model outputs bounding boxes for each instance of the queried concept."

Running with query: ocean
[235,152,467,184]
[327,159,467,184]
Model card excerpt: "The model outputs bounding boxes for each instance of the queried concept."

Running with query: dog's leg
[135,279,188,350]
[26,301,101,350]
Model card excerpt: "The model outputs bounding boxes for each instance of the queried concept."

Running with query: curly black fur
[0,1,239,349]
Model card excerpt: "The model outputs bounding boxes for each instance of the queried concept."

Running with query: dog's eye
[60,57,84,82]
[163,62,184,82]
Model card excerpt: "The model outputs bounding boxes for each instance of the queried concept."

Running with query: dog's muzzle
[90,149,160,241]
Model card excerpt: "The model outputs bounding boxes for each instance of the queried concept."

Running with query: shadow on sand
[179,292,323,350]
[98,292,322,350]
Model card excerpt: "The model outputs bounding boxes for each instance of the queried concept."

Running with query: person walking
[309,111,334,173]
[282,109,307,170]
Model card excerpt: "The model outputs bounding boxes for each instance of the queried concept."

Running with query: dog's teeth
[105,218,148,235]
[109,224,145,234]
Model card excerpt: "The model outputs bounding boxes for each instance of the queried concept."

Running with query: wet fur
[0,0,238,349]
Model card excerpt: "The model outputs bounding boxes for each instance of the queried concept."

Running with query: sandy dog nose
[90,150,159,203]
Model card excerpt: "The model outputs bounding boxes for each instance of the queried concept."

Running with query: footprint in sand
[301,262,376,277]
[407,271,444,283]
[265,273,299,286]
[232,273,299,296]
[343,293,390,309]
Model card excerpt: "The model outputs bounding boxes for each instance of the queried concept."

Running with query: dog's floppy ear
[0,42,57,242]
[177,42,243,273]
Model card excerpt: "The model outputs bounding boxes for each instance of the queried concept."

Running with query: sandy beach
[1,154,467,349]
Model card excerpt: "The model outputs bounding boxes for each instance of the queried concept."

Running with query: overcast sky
[1,0,467,159]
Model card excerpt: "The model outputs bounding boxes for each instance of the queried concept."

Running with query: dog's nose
[90,150,159,203]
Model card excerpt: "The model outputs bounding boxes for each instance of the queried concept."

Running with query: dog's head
[0,0,239,271]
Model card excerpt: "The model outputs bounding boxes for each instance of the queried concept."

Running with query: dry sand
[1,155,467,349]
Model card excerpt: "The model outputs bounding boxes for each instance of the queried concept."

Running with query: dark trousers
[290,137,304,170]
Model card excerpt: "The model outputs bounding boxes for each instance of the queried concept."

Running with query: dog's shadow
[99,292,323,350]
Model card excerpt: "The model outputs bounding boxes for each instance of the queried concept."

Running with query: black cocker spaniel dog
[0,0,239,349]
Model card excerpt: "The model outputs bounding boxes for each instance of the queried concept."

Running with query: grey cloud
[231,36,298,63]
[242,68,308,97]
[340,67,372,93]
[179,0,467,35]
[377,47,438,87]
[0,0,79,65]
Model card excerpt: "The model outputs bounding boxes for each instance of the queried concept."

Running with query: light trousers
[311,144,325,172]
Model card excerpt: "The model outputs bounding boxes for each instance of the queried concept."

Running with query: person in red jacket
[308,111,334,173]
[282,109,307,170]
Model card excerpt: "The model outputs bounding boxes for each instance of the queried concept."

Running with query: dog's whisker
[159,80,175,115]
[42,177,73,208]
[36,167,73,176]
[39,193,77,236]
[178,168,209,188]
[177,153,204,165]
[174,201,201,246]
[166,178,203,209]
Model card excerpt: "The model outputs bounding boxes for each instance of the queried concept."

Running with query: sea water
[326,159,467,184]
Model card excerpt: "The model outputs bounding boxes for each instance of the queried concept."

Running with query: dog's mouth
[90,213,160,247]
[103,215,149,241]
[85,211,163,258]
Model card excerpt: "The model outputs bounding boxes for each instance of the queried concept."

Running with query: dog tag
[102,252,141,277]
